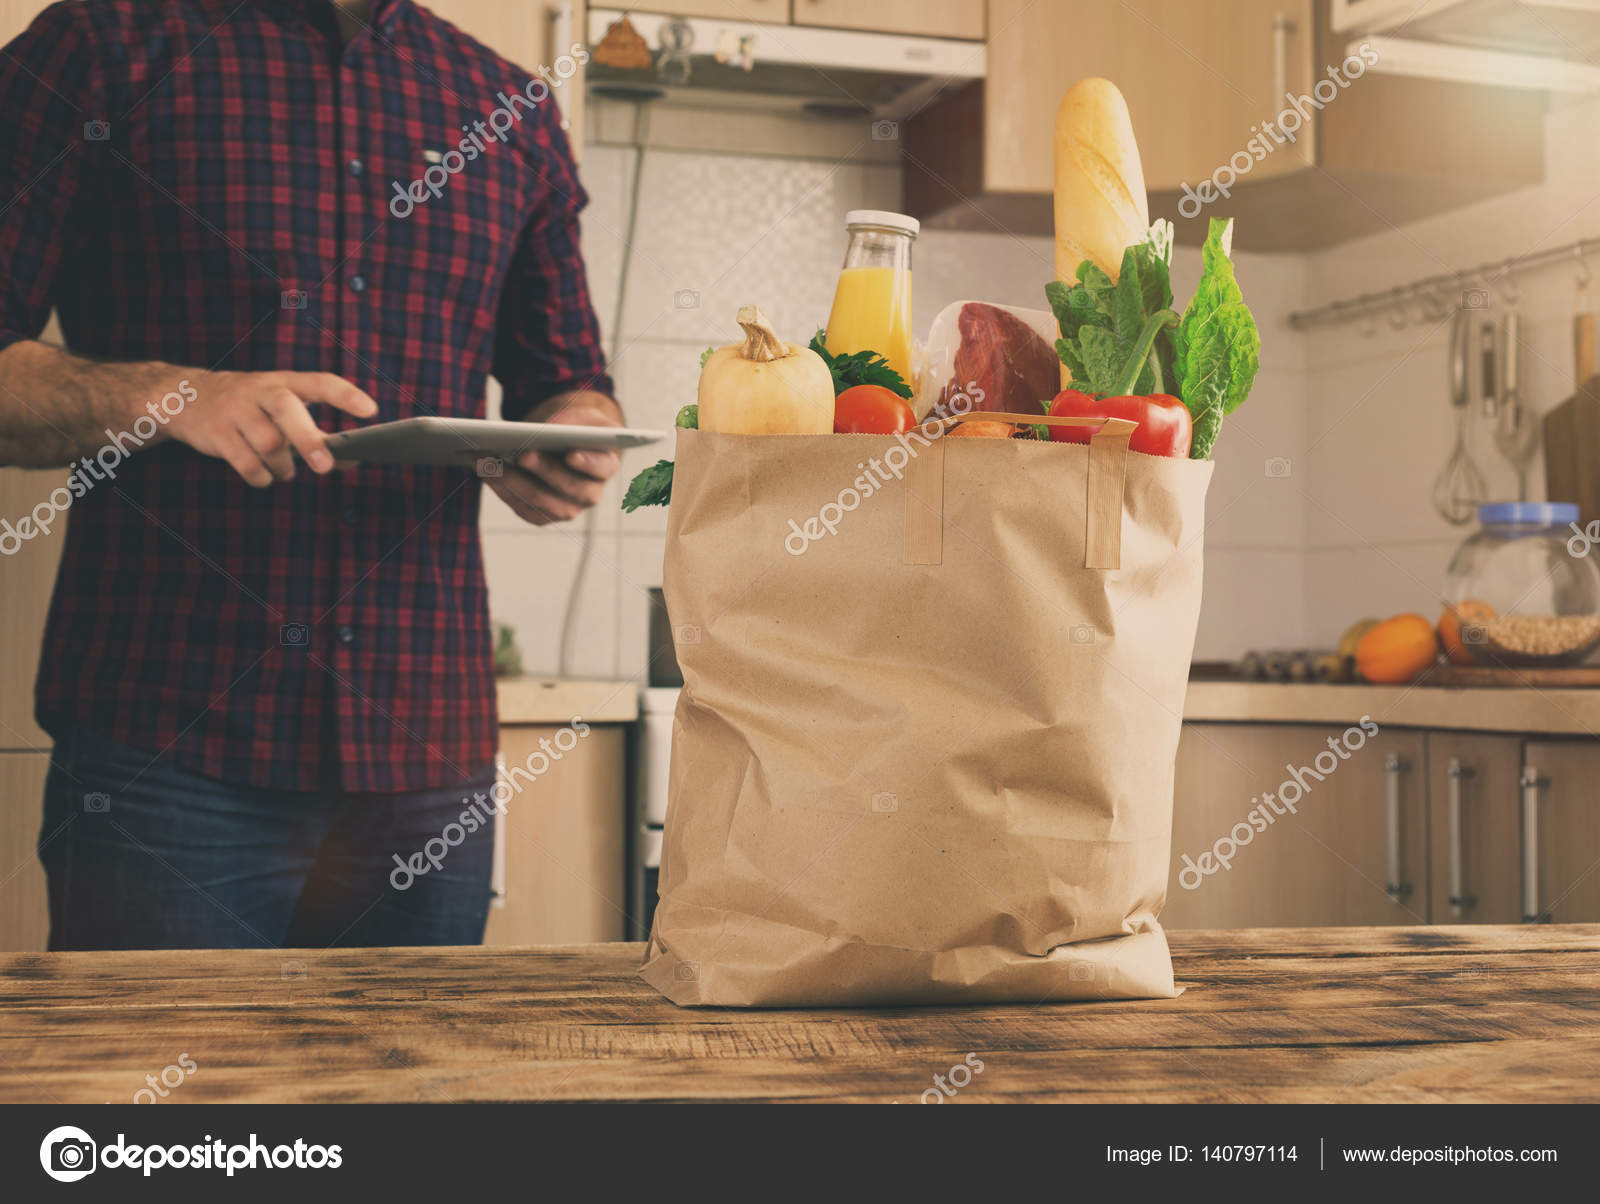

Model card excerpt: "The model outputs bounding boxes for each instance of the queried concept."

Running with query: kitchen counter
[3,926,1596,1103]
[496,676,637,724]
[1186,681,1600,736]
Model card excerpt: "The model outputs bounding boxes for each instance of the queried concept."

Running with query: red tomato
[833,385,916,435]
[1047,389,1192,457]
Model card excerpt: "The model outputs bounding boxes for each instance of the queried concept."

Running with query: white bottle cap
[844,209,919,238]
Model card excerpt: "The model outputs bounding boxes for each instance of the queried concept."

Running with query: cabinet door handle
[1273,13,1298,104]
[1521,765,1547,923]
[1447,758,1476,915]
[1385,752,1412,901]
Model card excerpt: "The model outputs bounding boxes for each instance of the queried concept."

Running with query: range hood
[1332,0,1600,92]
[584,8,984,118]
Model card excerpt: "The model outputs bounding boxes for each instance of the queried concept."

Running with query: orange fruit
[1438,599,1497,666]
[1355,613,1441,683]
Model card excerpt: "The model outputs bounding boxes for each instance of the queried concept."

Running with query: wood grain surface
[2,927,1597,1104]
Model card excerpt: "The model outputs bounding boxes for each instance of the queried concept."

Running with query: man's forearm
[0,340,189,468]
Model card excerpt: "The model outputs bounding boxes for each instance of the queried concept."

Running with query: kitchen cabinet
[903,0,1546,250]
[0,752,50,951]
[1520,740,1600,925]
[629,0,787,20]
[430,0,588,159]
[792,0,983,41]
[1425,732,1524,924]
[1164,723,1429,928]
[0,469,60,751]
[483,681,635,945]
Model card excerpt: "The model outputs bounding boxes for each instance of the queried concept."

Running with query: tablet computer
[323,417,669,467]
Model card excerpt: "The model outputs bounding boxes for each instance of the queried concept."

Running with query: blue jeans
[38,730,498,950]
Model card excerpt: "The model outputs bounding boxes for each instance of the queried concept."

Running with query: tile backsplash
[483,90,1600,680]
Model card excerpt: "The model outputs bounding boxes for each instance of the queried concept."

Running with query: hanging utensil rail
[1288,234,1600,332]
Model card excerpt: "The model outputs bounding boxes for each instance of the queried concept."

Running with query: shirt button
[347,158,364,176]
[349,275,367,293]
[338,625,356,645]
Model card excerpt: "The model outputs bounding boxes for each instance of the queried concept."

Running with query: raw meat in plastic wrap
[916,300,1062,422]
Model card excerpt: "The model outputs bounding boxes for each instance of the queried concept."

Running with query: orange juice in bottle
[823,210,917,388]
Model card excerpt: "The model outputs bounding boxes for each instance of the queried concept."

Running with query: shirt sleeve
[493,96,615,421]
[0,1,101,355]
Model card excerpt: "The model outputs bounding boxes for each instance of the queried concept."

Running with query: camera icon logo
[83,120,110,142]
[40,1126,96,1182]
[281,960,308,981]
[1462,623,1488,646]
[673,288,700,311]
[870,791,899,813]
[871,119,899,142]
[1265,456,1292,478]
[475,457,503,479]
[1461,286,1491,310]
[280,622,309,647]
[675,623,701,645]
[1070,624,1096,645]
[1068,961,1096,983]
[82,792,111,814]
[280,289,307,310]
[674,961,699,982]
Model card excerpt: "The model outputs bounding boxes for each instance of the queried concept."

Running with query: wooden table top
[3,926,1597,1104]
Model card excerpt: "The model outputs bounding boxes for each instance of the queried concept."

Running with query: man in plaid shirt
[0,0,621,948]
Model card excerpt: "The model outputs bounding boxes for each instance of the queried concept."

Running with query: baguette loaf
[1053,77,1148,287]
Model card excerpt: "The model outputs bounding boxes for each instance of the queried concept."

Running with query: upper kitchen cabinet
[640,0,788,19]
[429,1,588,158]
[905,0,1547,250]
[792,0,983,41]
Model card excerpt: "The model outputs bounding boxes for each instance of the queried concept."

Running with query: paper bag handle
[903,411,1137,570]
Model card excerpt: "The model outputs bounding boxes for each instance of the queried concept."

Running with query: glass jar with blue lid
[1443,502,1600,666]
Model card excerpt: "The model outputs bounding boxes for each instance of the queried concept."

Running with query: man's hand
[169,370,379,487]
[0,341,380,479]
[487,390,623,526]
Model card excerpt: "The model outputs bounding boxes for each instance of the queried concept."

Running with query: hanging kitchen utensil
[1480,315,1499,418]
[1434,306,1489,525]
[1494,310,1539,502]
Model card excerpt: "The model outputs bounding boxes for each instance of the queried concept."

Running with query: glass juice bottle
[823,209,918,388]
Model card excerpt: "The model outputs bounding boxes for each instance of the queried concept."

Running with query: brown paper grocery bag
[641,413,1213,1007]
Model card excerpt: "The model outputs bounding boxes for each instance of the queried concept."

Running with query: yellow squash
[697,305,835,434]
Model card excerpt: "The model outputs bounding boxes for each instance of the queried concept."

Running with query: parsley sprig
[808,331,912,398]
